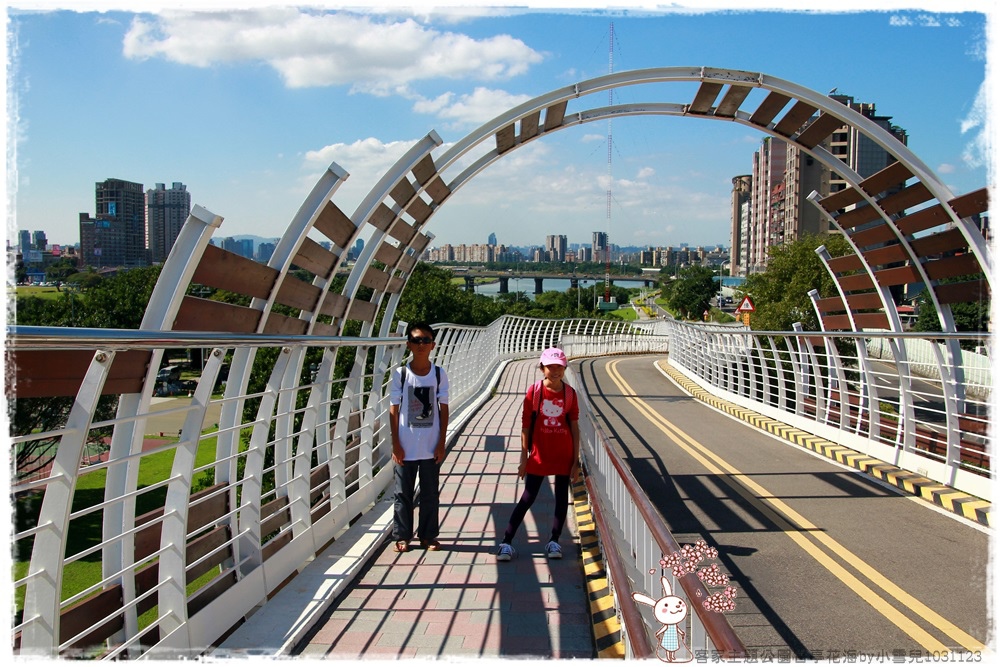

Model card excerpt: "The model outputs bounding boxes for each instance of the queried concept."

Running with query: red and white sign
[736,296,755,312]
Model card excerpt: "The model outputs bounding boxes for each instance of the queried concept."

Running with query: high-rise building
[828,94,908,194]
[82,178,147,267]
[729,175,752,277]
[19,230,31,252]
[488,232,497,246]
[592,231,608,263]
[147,182,191,263]
[32,230,47,251]
[545,235,567,262]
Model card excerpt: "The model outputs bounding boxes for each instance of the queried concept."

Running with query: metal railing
[7,315,651,658]
[663,319,993,501]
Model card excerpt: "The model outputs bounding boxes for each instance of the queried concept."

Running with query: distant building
[256,242,276,263]
[147,182,191,263]
[729,175,751,277]
[545,234,567,262]
[222,237,255,260]
[19,230,31,253]
[592,231,608,263]
[81,178,147,267]
[32,230,47,251]
[488,232,497,246]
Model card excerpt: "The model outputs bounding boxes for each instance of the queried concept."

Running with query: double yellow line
[604,359,985,654]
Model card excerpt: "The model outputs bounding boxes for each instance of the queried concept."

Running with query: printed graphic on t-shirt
[540,397,564,428]
[407,385,434,428]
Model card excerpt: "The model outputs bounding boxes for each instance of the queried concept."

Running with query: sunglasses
[408,337,434,345]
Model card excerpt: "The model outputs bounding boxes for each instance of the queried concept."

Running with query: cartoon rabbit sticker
[632,576,690,662]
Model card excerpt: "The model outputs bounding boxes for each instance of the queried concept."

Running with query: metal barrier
[7,315,646,658]
[662,319,993,501]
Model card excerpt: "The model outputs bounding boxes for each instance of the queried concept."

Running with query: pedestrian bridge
[8,65,993,659]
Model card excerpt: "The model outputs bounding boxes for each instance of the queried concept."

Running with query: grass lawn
[13,432,223,627]
[607,307,638,321]
[12,286,67,301]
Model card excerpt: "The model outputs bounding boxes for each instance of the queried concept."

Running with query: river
[472,277,649,300]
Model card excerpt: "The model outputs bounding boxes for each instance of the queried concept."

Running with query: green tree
[737,234,851,331]
[667,265,716,320]
[912,274,989,345]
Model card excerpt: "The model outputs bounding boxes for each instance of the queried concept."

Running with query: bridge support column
[464,276,475,292]
[499,277,509,293]
[534,278,544,295]
[570,278,578,289]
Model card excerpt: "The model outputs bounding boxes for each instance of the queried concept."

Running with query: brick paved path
[295,359,595,659]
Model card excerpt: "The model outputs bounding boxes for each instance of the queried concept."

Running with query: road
[573,354,991,660]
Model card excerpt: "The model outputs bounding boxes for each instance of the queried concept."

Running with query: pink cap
[540,347,567,367]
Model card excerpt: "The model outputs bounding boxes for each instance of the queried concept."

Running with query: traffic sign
[736,296,755,312]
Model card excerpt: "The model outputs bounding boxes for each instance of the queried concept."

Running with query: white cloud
[412,87,534,127]
[123,9,543,93]
[637,167,655,179]
[960,80,988,170]
[936,163,956,174]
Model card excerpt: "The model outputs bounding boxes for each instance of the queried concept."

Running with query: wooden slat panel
[188,484,229,534]
[874,265,921,288]
[821,314,851,330]
[312,321,338,336]
[814,296,847,314]
[850,223,897,248]
[260,508,291,542]
[838,273,876,292]
[877,182,932,216]
[836,204,881,230]
[135,564,159,615]
[319,292,349,319]
[374,242,403,267]
[910,228,967,257]
[192,244,278,300]
[795,112,845,149]
[862,243,909,267]
[496,124,516,153]
[826,254,864,272]
[186,525,232,583]
[853,313,890,329]
[174,297,261,333]
[360,267,391,292]
[543,100,568,131]
[293,237,338,278]
[406,197,433,225]
[424,176,451,204]
[261,496,288,519]
[274,275,322,312]
[713,84,752,118]
[311,502,331,523]
[369,203,395,232]
[773,101,818,137]
[187,571,237,617]
[749,91,792,127]
[860,161,912,197]
[135,517,162,562]
[923,253,981,281]
[519,110,541,140]
[347,299,378,323]
[311,464,331,487]
[60,585,123,649]
[386,276,405,294]
[818,186,865,213]
[261,530,292,561]
[936,279,989,304]
[949,187,989,218]
[388,219,416,244]
[896,204,951,236]
[262,312,308,335]
[6,349,151,399]
[313,202,356,249]
[846,292,886,310]
[411,233,431,254]
[389,178,417,208]
[689,81,723,114]
[412,155,438,186]
[398,253,418,272]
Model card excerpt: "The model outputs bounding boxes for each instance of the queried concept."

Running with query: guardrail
[662,319,993,501]
[7,315,649,659]
[570,367,747,660]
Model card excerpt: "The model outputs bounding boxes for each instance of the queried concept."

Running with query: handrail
[582,470,655,659]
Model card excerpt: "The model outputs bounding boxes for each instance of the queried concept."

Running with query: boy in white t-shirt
[389,322,450,552]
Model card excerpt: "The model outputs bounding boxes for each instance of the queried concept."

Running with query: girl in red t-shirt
[496,348,580,561]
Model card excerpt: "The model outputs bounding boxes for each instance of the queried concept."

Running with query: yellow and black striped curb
[572,476,625,659]
[657,361,992,529]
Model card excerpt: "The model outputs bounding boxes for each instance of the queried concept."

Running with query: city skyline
[7,2,993,251]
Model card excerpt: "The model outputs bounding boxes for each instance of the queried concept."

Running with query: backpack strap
[399,363,441,408]
[526,379,543,453]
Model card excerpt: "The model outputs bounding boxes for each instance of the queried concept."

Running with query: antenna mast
[604,21,613,303]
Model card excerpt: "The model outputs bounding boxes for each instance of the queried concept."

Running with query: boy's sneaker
[496,543,516,561]
[545,541,563,559]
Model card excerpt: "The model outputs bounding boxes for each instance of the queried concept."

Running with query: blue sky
[5,1,994,252]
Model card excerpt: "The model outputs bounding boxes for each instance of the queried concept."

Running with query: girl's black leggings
[502,473,570,544]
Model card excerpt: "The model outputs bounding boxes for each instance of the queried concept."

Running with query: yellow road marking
[605,359,984,653]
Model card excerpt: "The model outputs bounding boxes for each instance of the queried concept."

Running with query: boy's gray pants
[392,458,440,542]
